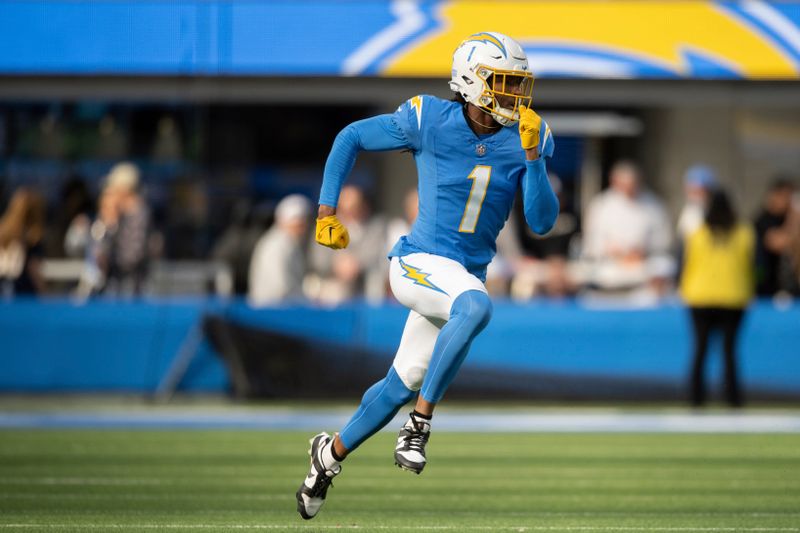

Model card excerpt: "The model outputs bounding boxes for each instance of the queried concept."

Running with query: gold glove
[518,105,542,151]
[315,215,350,249]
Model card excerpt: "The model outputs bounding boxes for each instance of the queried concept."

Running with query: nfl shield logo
[475,144,487,157]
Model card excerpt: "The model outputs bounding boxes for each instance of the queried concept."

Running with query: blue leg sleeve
[338,367,415,452]
[420,290,493,404]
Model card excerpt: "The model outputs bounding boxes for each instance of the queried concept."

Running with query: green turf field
[1,430,798,532]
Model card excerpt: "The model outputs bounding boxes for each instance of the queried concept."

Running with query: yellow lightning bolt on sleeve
[409,95,423,129]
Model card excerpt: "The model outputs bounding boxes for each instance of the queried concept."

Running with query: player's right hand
[315,215,350,249]
[518,105,542,151]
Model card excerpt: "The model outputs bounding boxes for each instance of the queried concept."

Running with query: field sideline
[1,428,799,533]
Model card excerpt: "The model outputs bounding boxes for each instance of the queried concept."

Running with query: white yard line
[2,411,800,432]
[1,525,799,531]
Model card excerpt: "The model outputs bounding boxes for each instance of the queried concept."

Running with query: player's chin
[493,104,519,125]
[492,112,518,127]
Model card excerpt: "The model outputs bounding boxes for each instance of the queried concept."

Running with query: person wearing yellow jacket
[680,189,754,407]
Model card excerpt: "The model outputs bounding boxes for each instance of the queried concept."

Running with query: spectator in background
[306,185,387,304]
[680,189,753,408]
[384,189,419,298]
[50,175,94,258]
[754,178,796,296]
[75,184,121,298]
[212,200,269,295]
[248,194,312,307]
[503,173,579,299]
[677,165,717,241]
[385,189,419,255]
[102,162,151,296]
[484,219,519,297]
[0,187,47,298]
[787,193,800,295]
[582,160,674,301]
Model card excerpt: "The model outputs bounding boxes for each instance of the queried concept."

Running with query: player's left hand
[518,105,542,151]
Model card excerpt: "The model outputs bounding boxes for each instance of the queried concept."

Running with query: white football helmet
[449,32,533,126]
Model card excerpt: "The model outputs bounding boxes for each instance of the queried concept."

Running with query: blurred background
[1,0,799,405]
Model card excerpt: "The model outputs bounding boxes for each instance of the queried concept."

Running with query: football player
[296,31,558,520]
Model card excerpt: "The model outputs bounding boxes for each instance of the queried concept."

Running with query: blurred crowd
[1,162,152,299]
[1,160,799,308]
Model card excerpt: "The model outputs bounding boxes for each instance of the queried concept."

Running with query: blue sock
[338,367,415,452]
[420,290,492,404]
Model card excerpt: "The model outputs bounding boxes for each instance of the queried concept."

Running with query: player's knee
[470,291,493,330]
[451,290,493,331]
[394,364,427,391]
[386,367,417,403]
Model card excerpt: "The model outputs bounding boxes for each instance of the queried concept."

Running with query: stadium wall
[0,299,798,399]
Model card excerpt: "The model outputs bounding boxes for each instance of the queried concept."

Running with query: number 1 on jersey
[458,165,491,233]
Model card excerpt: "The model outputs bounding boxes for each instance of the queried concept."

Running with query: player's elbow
[531,222,553,236]
[525,193,559,235]
[333,123,362,150]
[525,211,556,236]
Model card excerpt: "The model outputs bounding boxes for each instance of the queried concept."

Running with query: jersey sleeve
[521,158,559,235]
[319,114,414,207]
[520,119,558,235]
[390,95,426,152]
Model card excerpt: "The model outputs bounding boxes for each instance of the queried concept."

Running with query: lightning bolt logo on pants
[399,259,448,295]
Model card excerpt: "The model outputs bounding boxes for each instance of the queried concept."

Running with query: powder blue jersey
[388,95,555,280]
[318,94,556,282]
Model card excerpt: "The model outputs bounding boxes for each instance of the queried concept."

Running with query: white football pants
[388,253,487,390]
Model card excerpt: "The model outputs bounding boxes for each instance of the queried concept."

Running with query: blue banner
[1,1,799,78]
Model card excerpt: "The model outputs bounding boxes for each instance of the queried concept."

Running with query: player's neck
[463,104,501,136]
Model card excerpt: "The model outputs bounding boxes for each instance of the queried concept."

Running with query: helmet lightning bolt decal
[399,259,448,294]
[463,32,507,58]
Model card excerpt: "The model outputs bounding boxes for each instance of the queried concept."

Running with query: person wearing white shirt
[248,194,311,307]
[583,160,675,299]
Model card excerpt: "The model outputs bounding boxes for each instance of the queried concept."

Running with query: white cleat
[295,432,340,520]
[394,412,431,474]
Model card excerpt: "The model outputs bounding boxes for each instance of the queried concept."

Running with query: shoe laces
[306,437,340,497]
[402,414,430,453]
[308,469,334,497]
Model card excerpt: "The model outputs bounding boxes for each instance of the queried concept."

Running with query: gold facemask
[474,66,534,124]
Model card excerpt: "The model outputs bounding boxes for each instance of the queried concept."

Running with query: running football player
[296,32,558,520]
